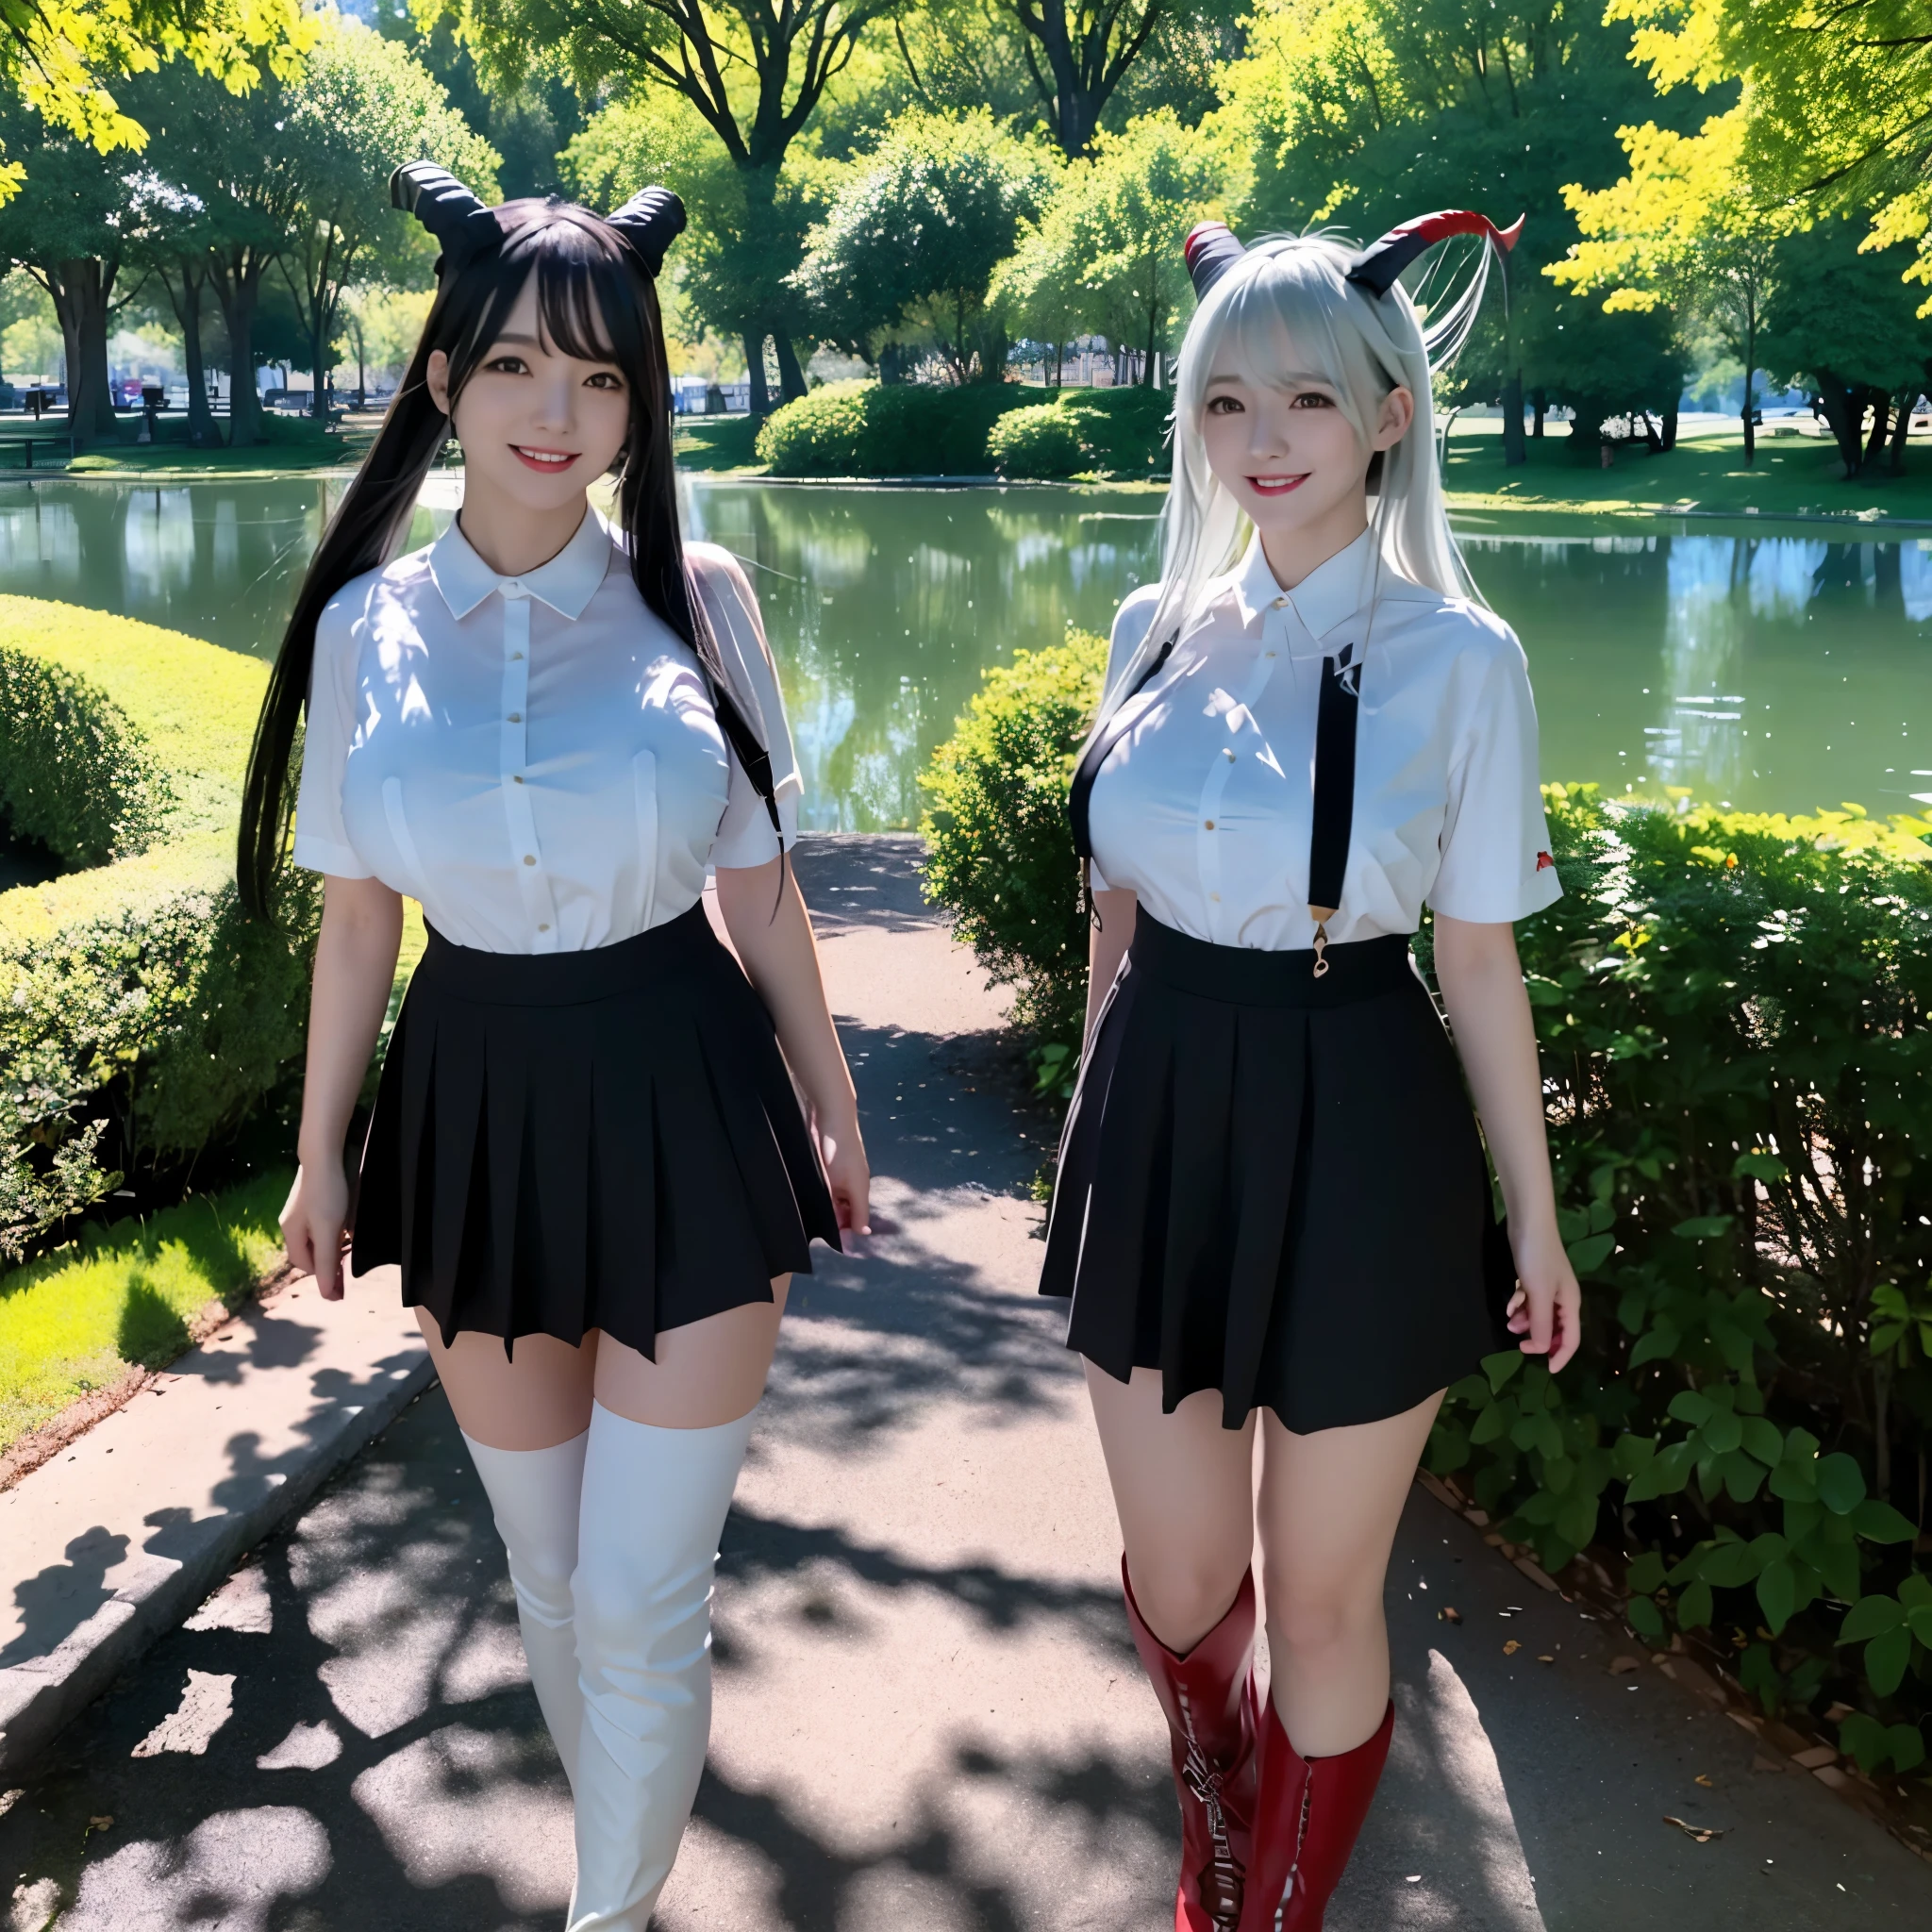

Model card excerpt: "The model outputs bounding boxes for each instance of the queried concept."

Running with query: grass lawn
[674,415,766,474]
[1441,420,1932,525]
[0,1170,291,1455]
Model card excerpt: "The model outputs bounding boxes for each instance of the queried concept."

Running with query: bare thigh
[422,1275,791,1447]
[1255,1391,1443,1640]
[594,1276,791,1428]
[1083,1361,1257,1653]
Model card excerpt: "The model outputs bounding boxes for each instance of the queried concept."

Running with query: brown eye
[586,371,625,391]
[1207,394,1242,414]
[1291,391,1335,408]
[486,356,528,375]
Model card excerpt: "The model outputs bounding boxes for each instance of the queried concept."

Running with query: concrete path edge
[0,1349,436,1780]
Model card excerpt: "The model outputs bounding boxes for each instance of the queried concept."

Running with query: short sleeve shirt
[1086,529,1560,949]
[292,508,801,955]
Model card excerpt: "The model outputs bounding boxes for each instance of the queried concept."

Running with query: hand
[1505,1219,1581,1372]
[282,1158,352,1303]
[817,1111,872,1239]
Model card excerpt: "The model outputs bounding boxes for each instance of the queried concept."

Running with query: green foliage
[791,109,1056,381]
[1429,782,1932,1753]
[0,599,318,1250]
[918,628,1107,1043]
[755,376,1037,475]
[987,384,1172,477]
[0,649,173,869]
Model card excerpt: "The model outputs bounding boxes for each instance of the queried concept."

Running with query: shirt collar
[429,504,613,620]
[1228,526,1378,643]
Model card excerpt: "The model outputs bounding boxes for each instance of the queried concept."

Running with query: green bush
[0,599,318,1257]
[918,628,1106,1044]
[918,626,1932,1770]
[1425,785,1932,1773]
[756,377,1038,476]
[986,404,1090,479]
[987,385,1172,479]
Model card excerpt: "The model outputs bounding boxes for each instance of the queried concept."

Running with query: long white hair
[1094,231,1491,725]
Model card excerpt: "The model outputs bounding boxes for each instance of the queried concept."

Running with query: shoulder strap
[1307,642,1360,976]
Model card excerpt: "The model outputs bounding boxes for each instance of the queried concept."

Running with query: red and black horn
[1344,208,1524,298]
[1184,221,1247,299]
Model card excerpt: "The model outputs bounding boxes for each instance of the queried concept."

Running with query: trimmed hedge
[987,386,1172,480]
[756,378,1039,476]
[918,640,1932,1777]
[0,599,319,1257]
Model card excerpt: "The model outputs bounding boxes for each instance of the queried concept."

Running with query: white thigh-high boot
[566,1401,758,1932]
[462,1430,590,1786]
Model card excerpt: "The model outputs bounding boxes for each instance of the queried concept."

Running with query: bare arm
[1433,914,1580,1371]
[284,874,406,1301]
[715,857,872,1236]
[1085,889,1139,1043]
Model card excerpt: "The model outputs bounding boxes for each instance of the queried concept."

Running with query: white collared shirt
[1087,529,1561,949]
[292,508,801,955]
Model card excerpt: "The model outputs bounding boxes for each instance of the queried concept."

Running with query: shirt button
[1210,892,1222,903]
[512,774,525,784]
[1265,650,1276,659]
[522,854,536,866]
[1204,819,1215,830]
[1274,595,1288,608]
[538,923,550,933]
[1224,748,1236,761]
[508,711,522,723]
[511,651,525,662]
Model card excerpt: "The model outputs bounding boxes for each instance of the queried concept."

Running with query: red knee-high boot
[1122,1559,1261,1932]
[1237,1696,1392,1932]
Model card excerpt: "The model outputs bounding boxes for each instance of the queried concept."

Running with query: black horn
[391,160,505,272]
[1345,209,1524,299]
[606,186,687,278]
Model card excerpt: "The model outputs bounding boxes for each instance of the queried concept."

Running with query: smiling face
[1198,353,1414,568]
[425,271,632,520]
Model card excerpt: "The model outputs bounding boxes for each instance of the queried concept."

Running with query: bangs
[442,204,648,390]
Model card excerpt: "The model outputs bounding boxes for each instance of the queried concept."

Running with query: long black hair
[237,183,776,919]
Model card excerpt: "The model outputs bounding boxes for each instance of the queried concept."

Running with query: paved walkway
[3,837,1926,1928]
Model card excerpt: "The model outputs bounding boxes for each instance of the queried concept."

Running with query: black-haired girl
[241,166,869,1929]
[1040,215,1581,1930]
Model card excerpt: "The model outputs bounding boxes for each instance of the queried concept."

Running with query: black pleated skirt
[1039,912,1514,1433]
[352,902,841,1356]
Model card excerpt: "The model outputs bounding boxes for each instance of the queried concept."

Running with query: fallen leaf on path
[86,1815,112,1835]
[1537,1654,1555,1664]
[1662,1816,1724,1844]
[1440,1607,1462,1624]
[1695,1774,1714,1788]
[1503,1640,1522,1656]
[1608,1656,1641,1674]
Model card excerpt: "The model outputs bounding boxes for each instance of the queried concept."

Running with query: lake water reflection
[3,474,1929,830]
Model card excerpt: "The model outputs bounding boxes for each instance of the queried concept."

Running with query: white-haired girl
[1039,214,1581,1931]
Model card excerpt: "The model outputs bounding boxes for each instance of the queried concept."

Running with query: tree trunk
[51,258,118,446]
[1660,397,1678,452]
[744,332,771,415]
[1740,312,1757,465]
[1502,371,1525,466]
[774,330,807,402]
[212,260,267,449]
[168,266,220,449]
[1811,375,1864,478]
[1864,392,1891,474]
[1890,389,1918,474]
[1532,386,1547,438]
[1143,291,1160,388]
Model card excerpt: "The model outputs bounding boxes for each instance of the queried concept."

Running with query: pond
[3,475,1930,833]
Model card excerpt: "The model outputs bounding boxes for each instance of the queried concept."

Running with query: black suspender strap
[710,688,784,842]
[1307,642,1360,977]
[1069,631,1178,862]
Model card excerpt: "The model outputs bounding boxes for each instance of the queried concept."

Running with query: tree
[1760,220,1930,478]
[563,88,831,409]
[1605,1,1932,308]
[124,170,224,445]
[1218,0,1705,460]
[986,0,1237,155]
[0,0,303,199]
[0,108,140,442]
[453,0,900,402]
[1550,109,1786,462]
[272,15,497,421]
[791,110,1055,380]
